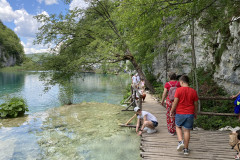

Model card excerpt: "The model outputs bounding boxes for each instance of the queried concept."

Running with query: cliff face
[153,21,240,94]
[0,21,24,67]
[0,46,17,67]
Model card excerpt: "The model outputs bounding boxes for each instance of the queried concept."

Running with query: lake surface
[0,72,129,113]
[0,72,140,160]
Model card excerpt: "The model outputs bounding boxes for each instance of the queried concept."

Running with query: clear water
[0,72,139,160]
[0,72,130,113]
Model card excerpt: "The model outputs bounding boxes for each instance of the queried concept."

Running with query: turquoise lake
[0,72,130,113]
[0,72,140,160]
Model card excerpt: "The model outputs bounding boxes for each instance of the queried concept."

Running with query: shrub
[0,97,29,118]
[121,84,132,104]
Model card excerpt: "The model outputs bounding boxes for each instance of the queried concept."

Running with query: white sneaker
[177,140,184,151]
[147,128,157,134]
[143,127,149,131]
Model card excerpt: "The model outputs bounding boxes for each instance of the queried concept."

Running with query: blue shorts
[151,121,158,127]
[175,114,194,129]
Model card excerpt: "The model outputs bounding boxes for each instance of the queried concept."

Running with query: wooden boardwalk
[140,93,235,160]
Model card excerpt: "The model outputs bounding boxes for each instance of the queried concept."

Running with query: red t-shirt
[164,81,181,91]
[175,87,199,114]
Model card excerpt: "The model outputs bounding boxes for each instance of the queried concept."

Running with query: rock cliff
[0,46,17,67]
[0,21,24,67]
[153,21,240,94]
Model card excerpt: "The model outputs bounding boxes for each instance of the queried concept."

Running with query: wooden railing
[198,97,237,116]
[122,85,143,111]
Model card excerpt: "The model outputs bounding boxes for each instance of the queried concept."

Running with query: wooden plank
[140,93,234,160]
[119,124,136,128]
[121,109,134,111]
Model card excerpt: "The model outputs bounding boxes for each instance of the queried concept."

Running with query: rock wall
[0,46,17,67]
[153,21,240,94]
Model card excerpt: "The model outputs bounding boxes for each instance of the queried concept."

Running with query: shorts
[175,114,194,129]
[234,105,240,114]
[151,121,158,127]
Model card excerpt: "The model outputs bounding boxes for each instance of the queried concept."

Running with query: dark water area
[0,72,140,160]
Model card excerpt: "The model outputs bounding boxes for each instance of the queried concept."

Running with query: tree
[0,21,25,66]
[35,0,156,93]
[35,0,240,95]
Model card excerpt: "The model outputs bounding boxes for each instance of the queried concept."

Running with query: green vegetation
[195,116,239,130]
[33,0,240,94]
[0,53,48,72]
[120,84,132,105]
[0,21,24,67]
[191,68,237,130]
[0,97,29,118]
[32,0,240,129]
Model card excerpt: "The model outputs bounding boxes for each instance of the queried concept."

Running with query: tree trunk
[190,1,200,112]
[126,50,155,93]
[165,41,168,83]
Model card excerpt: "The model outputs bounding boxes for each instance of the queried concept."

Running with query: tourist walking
[160,72,181,135]
[134,107,158,136]
[170,75,198,155]
[139,79,146,101]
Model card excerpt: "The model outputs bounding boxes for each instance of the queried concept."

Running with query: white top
[137,111,158,122]
[132,76,137,84]
[136,75,140,83]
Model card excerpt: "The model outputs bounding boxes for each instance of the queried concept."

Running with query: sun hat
[134,106,140,112]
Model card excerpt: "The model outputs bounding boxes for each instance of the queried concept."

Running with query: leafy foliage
[0,21,25,66]
[0,97,29,118]
[189,68,237,130]
[195,116,239,130]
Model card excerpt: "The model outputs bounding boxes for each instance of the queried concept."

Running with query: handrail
[198,96,236,117]
[198,111,237,116]
[199,97,233,100]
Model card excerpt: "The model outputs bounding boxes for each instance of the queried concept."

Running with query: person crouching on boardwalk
[134,106,158,136]
[170,75,198,155]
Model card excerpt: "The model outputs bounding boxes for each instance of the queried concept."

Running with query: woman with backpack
[160,72,181,135]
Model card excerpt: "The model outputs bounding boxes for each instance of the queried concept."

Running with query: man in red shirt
[170,75,198,155]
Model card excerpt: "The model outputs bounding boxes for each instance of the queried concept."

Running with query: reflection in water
[0,72,130,113]
[0,72,24,96]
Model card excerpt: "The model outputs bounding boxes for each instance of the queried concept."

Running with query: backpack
[229,132,240,152]
[234,95,240,114]
[168,82,178,101]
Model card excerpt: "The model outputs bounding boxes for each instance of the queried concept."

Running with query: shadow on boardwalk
[140,93,235,160]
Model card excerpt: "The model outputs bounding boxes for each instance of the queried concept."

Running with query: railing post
[133,89,136,107]
[131,85,134,107]
[198,100,201,112]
